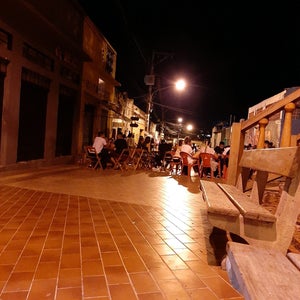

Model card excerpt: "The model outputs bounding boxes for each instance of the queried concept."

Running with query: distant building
[245,87,300,147]
[211,87,300,149]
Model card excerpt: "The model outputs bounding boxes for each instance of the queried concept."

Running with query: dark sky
[78,1,300,132]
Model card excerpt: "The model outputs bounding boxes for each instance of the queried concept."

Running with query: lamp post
[145,79,187,134]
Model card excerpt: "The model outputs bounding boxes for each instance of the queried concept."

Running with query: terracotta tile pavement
[0,165,243,299]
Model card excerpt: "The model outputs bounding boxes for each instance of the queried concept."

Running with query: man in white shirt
[93,131,107,154]
[93,131,111,169]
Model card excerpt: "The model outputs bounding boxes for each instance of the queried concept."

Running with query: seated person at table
[141,136,151,152]
[114,132,128,156]
[112,132,128,159]
[93,131,114,169]
[214,141,225,177]
[181,136,199,174]
[137,136,144,149]
[154,139,172,167]
[126,132,136,149]
[173,139,183,161]
[194,142,219,176]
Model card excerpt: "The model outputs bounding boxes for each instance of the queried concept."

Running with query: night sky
[78,1,300,132]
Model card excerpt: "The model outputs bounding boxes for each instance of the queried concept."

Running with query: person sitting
[214,141,225,177]
[137,136,144,149]
[173,139,183,161]
[141,136,151,152]
[170,139,183,174]
[222,145,230,178]
[92,131,113,169]
[181,136,199,174]
[126,132,136,149]
[156,139,172,167]
[108,132,128,169]
[194,142,219,177]
[114,132,128,156]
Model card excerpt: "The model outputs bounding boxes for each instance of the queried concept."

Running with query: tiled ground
[0,165,243,299]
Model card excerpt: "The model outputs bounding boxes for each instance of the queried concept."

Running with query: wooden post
[257,118,269,149]
[280,102,296,147]
[227,122,244,186]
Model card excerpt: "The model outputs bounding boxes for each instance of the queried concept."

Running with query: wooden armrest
[218,183,276,223]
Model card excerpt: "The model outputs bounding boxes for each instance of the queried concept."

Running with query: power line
[152,101,196,116]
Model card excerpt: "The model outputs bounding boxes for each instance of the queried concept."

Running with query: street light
[186,124,193,132]
[177,117,183,141]
[146,78,186,134]
[175,79,186,91]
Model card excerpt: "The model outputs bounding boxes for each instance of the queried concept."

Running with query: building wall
[245,88,300,147]
[0,0,86,169]
[0,1,154,169]
[80,17,121,150]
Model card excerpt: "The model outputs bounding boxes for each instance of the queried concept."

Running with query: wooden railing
[227,88,300,186]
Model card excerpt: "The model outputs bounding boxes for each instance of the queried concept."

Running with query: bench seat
[200,180,241,234]
[226,241,300,300]
[218,183,276,223]
[200,179,277,240]
[200,180,240,217]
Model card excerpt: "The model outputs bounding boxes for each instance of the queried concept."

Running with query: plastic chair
[180,151,199,177]
[199,152,214,178]
[170,155,182,175]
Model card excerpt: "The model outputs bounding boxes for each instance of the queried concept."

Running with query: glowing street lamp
[186,124,193,132]
[177,117,183,141]
[146,79,187,133]
[175,79,186,91]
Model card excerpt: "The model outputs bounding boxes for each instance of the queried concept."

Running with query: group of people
[178,136,230,178]
[92,131,129,169]
[91,129,232,176]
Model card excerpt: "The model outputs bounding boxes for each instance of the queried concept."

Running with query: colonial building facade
[0,0,88,169]
[0,0,150,170]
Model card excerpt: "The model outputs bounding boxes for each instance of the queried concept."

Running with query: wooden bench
[226,241,300,300]
[201,146,300,299]
[201,180,277,241]
[200,146,300,253]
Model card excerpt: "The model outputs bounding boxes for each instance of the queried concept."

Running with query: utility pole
[144,51,173,135]
[145,52,155,134]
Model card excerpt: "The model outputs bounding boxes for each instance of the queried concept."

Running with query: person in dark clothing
[114,132,128,155]
[137,136,144,149]
[214,141,225,177]
[109,133,128,166]
[141,136,151,152]
[154,139,172,167]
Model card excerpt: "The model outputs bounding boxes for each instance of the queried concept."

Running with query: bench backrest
[237,147,300,196]
[239,147,300,178]
[236,146,300,252]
